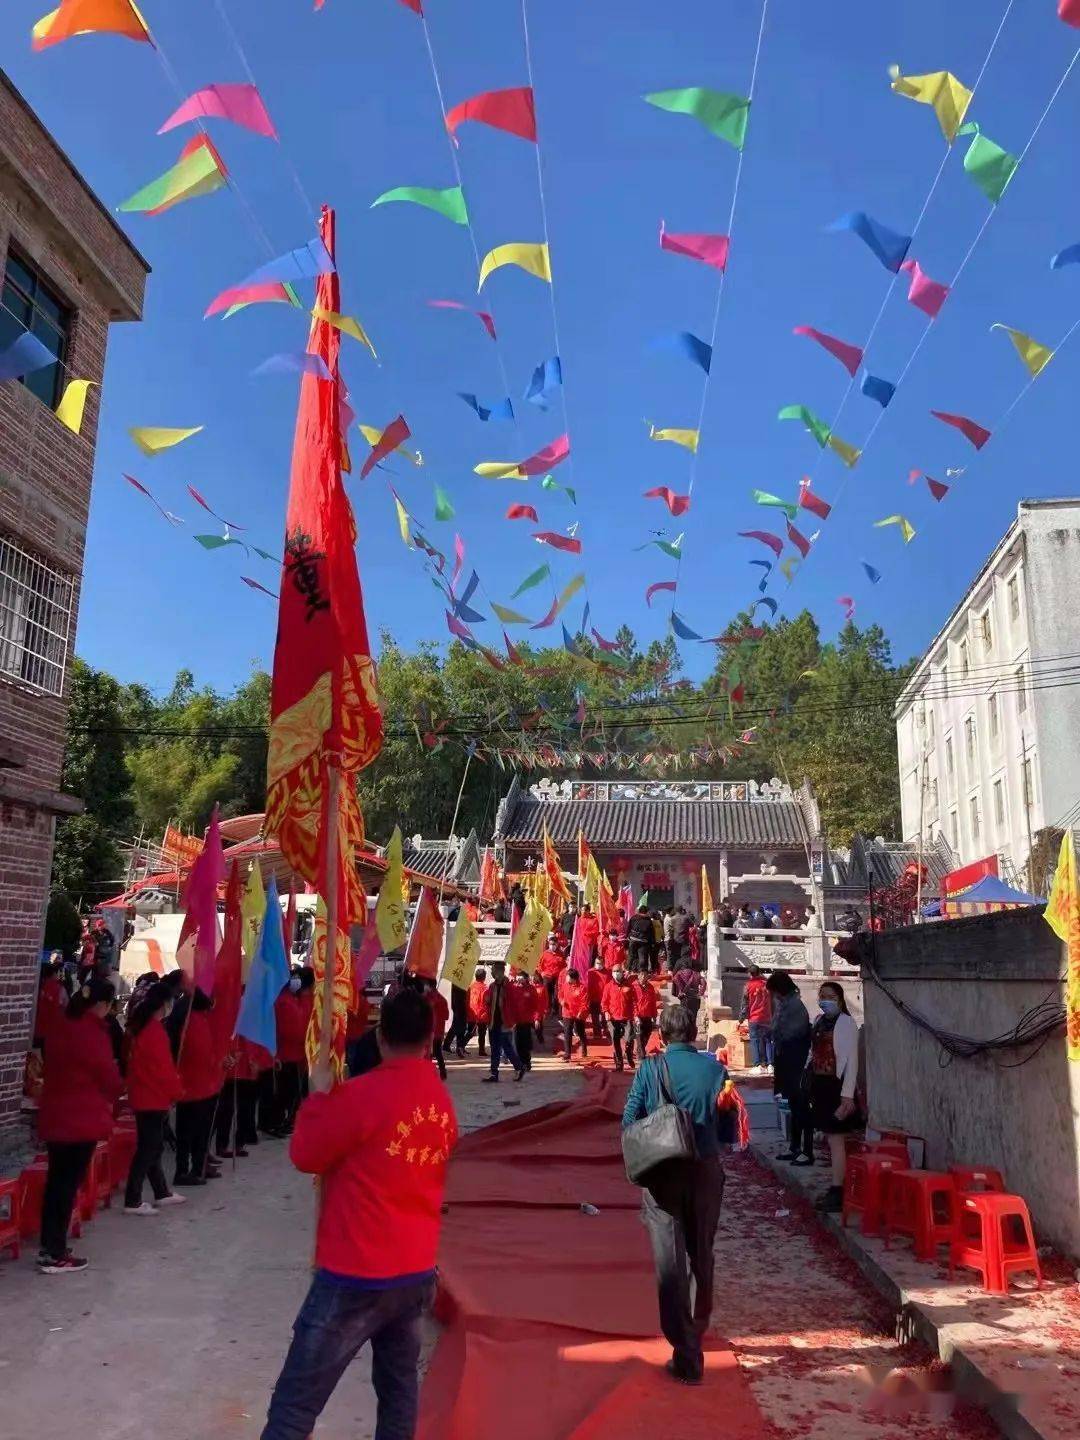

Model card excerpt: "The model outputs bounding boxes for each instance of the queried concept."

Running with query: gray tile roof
[496,797,811,850]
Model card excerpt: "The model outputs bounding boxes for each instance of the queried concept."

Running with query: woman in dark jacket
[36,975,123,1272]
[766,972,813,1166]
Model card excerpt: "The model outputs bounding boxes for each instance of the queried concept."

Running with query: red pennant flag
[643,486,690,516]
[361,414,411,478]
[506,503,538,521]
[930,410,991,450]
[518,433,569,476]
[445,86,537,142]
[798,479,832,519]
[209,862,244,1055]
[399,0,423,12]
[786,521,811,557]
[738,530,784,557]
[265,207,383,1076]
[503,630,524,663]
[928,478,950,501]
[792,325,863,377]
[1060,0,1080,27]
[533,530,581,553]
[405,887,445,979]
[283,881,297,953]
[838,595,855,620]
[427,299,497,341]
[591,626,619,652]
[646,580,676,606]
[530,596,559,630]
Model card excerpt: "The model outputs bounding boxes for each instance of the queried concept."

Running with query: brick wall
[0,71,147,1130]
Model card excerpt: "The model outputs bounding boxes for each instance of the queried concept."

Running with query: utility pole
[1021,732,1035,893]
[915,705,927,923]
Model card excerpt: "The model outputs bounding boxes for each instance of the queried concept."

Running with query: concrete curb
[751,1140,1042,1440]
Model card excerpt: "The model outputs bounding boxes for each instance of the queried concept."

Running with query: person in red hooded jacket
[36,975,122,1272]
[577,906,600,962]
[586,957,609,1042]
[601,966,638,1072]
[631,974,660,1055]
[34,960,67,1052]
[537,936,567,1022]
[530,973,549,1043]
[175,989,224,1185]
[124,980,185,1215]
[601,931,627,974]
[466,966,489,1056]
[739,965,774,1073]
[560,968,590,1062]
[422,978,450,1080]
[511,972,536,1072]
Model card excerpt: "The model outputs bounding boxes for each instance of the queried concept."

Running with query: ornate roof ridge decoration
[526,776,797,804]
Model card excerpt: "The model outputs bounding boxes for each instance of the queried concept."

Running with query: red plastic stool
[865,1142,910,1166]
[843,1153,903,1237]
[109,1126,137,1188]
[0,1178,22,1260]
[949,1164,1004,1194]
[883,1170,957,1261]
[950,1192,1042,1294]
[18,1161,48,1240]
[93,1140,114,1209]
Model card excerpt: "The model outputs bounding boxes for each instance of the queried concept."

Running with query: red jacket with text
[537,948,566,980]
[578,914,600,950]
[425,988,450,1042]
[601,939,627,972]
[530,979,549,1020]
[290,1056,458,1280]
[631,979,659,1020]
[275,991,308,1065]
[467,980,490,1024]
[510,982,536,1024]
[743,977,772,1024]
[560,978,590,1021]
[127,1018,183,1113]
[602,978,636,1021]
[586,968,606,1005]
[38,1013,122,1144]
[179,1009,224,1102]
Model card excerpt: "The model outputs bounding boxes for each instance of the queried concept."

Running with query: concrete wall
[720,970,863,1026]
[861,908,1080,1259]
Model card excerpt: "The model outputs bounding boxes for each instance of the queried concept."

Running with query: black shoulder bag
[621,1055,698,1186]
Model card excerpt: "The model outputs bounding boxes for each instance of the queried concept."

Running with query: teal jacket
[621,1044,735,1157]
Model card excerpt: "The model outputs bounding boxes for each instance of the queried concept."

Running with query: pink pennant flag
[659,221,729,272]
[927,477,950,501]
[241,576,278,598]
[445,609,475,642]
[798,478,832,520]
[506,503,538,521]
[176,806,225,994]
[451,534,465,593]
[1062,0,1080,25]
[786,521,811,557]
[159,83,277,140]
[591,626,619,652]
[445,87,537,143]
[646,580,677,606]
[124,473,182,525]
[361,414,411,478]
[792,325,863,377]
[643,486,691,516]
[900,259,949,319]
[187,484,245,530]
[205,280,296,319]
[398,0,423,12]
[504,631,524,664]
[427,299,496,341]
[533,530,581,554]
[738,530,784,557]
[519,433,570,476]
[907,468,922,485]
[531,596,560,630]
[569,916,591,973]
[838,595,855,620]
[930,409,991,450]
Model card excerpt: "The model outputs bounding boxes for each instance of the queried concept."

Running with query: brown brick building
[0,72,148,1130]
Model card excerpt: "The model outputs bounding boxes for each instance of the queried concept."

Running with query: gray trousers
[641,1156,725,1376]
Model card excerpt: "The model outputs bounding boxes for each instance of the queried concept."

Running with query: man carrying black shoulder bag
[620,1001,739,1386]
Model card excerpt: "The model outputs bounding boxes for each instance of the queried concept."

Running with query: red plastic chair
[948,1164,1004,1194]
[883,1170,957,1262]
[18,1161,48,1240]
[0,1178,21,1261]
[865,1142,910,1166]
[109,1126,137,1189]
[950,1192,1042,1294]
[843,1153,903,1237]
[93,1140,114,1209]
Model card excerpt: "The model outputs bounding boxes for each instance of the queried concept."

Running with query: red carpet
[418,1068,770,1440]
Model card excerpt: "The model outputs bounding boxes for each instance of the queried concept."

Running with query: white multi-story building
[894,499,1080,887]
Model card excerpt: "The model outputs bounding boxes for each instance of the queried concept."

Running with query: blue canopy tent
[923,874,1043,918]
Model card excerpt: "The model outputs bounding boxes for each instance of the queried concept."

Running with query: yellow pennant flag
[649,425,699,453]
[474,461,530,480]
[555,572,586,616]
[491,601,532,624]
[503,894,552,976]
[359,423,422,466]
[1043,831,1080,1061]
[376,825,408,950]
[889,66,973,143]
[441,911,481,989]
[55,378,95,435]
[312,308,377,358]
[584,852,603,913]
[129,425,203,455]
[874,514,916,544]
[990,324,1054,379]
[478,242,551,290]
[701,864,714,916]
[828,433,861,468]
[390,489,414,548]
[240,861,265,980]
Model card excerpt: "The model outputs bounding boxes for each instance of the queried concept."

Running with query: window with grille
[0,247,71,409]
[0,534,74,696]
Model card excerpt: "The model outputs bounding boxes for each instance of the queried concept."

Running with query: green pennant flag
[252,546,279,562]
[511,564,551,598]
[957,123,1018,205]
[644,87,750,149]
[753,489,798,521]
[491,601,532,624]
[119,143,227,214]
[778,404,831,449]
[371,185,469,226]
[433,484,455,521]
[637,534,684,559]
[194,534,241,551]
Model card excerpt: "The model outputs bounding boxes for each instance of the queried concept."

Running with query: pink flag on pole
[659,221,729,271]
[900,259,949,318]
[569,917,591,974]
[176,806,225,994]
[792,326,863,377]
[160,83,277,140]
[738,529,784,557]
[427,299,497,341]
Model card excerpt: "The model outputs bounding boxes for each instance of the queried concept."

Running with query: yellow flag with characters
[240,861,265,979]
[376,825,408,950]
[1044,830,1080,1061]
[442,912,481,989]
[504,895,552,976]
[584,853,603,913]
[701,865,714,916]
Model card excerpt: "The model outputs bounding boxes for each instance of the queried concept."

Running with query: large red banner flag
[265,206,383,1074]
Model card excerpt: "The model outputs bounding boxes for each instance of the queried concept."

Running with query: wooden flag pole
[318,764,342,1073]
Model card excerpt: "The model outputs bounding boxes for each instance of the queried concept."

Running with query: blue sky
[6,0,1080,695]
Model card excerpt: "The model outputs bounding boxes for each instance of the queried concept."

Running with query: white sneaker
[123,1202,159,1216]
[155,1193,187,1207]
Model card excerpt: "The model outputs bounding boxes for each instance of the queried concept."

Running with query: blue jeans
[489,1025,521,1077]
[748,1021,773,1068]
[261,1272,434,1440]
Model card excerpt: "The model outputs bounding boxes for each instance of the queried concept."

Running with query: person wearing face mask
[273,972,308,1137]
[807,981,861,1212]
[174,988,224,1185]
[602,967,637,1072]
[124,981,186,1215]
